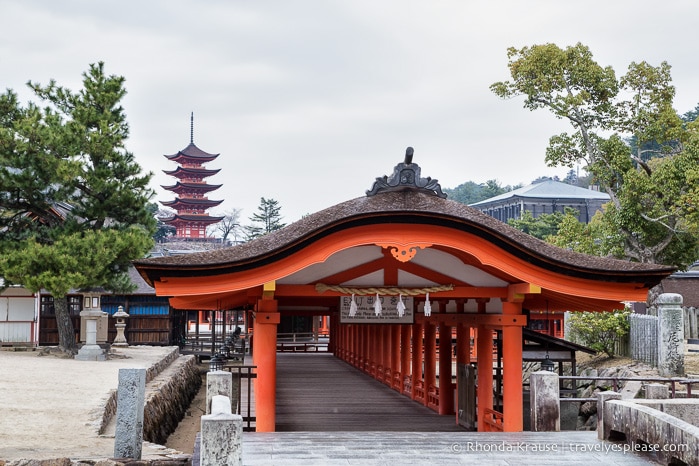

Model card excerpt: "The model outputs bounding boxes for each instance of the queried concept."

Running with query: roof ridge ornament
[366,147,447,198]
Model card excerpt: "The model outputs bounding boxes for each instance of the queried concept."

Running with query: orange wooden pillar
[352,324,358,367]
[411,321,423,401]
[400,325,411,392]
[476,299,493,431]
[365,324,371,371]
[456,300,470,365]
[252,296,280,432]
[502,300,524,432]
[328,308,342,353]
[423,319,436,407]
[455,300,470,424]
[438,321,454,414]
[391,325,401,388]
[381,325,390,382]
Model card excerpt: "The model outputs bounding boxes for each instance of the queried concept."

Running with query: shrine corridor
[275,352,463,432]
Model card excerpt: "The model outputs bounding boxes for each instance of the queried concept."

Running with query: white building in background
[0,284,39,346]
[470,179,610,224]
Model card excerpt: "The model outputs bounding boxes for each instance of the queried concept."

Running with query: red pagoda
[161,114,224,240]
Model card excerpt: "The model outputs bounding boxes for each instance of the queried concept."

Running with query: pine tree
[245,197,286,240]
[0,63,155,354]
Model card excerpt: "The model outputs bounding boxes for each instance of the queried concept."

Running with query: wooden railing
[427,385,440,410]
[413,379,425,400]
[276,341,327,352]
[221,364,257,432]
[392,370,402,391]
[482,408,504,432]
[403,375,412,397]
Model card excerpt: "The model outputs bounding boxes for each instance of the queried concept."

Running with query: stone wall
[601,399,699,465]
[143,354,202,445]
[0,457,191,465]
[99,347,182,435]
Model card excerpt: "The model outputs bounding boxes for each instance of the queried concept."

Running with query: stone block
[114,368,146,460]
[645,383,669,399]
[596,390,621,440]
[200,409,243,466]
[530,371,559,432]
[206,371,232,415]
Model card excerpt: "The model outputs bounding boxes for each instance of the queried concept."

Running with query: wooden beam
[507,282,541,303]
[415,313,526,327]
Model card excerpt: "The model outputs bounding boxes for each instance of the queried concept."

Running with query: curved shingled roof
[135,189,675,287]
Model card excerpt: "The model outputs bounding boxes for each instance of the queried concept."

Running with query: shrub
[567,309,630,357]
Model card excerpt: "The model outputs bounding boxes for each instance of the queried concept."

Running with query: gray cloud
[3,0,699,224]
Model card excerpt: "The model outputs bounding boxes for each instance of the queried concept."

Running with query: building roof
[160,198,223,208]
[136,189,672,283]
[470,180,610,207]
[134,152,675,312]
[162,166,221,178]
[160,213,225,224]
[161,181,222,194]
[164,142,220,163]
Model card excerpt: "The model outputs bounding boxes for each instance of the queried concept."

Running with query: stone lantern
[75,290,107,361]
[112,305,130,347]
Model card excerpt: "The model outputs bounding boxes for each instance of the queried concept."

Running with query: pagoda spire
[190,112,194,144]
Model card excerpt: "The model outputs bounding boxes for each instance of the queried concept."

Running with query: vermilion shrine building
[135,149,674,433]
[161,116,223,239]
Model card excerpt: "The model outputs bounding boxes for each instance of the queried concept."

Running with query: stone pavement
[240,431,662,465]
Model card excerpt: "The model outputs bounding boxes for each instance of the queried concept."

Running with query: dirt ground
[164,369,207,454]
[577,350,699,376]
[0,346,178,462]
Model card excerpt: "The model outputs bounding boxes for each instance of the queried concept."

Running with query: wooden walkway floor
[275,352,464,432]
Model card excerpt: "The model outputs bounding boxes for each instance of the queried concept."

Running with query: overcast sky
[4,1,699,225]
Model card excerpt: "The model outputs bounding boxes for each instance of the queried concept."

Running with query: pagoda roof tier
[162,181,223,195]
[161,198,223,208]
[163,166,221,179]
[164,142,220,164]
[161,214,225,225]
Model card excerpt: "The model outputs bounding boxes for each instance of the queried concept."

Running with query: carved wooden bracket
[376,242,432,262]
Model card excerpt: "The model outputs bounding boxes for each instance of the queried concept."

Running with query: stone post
[645,383,669,399]
[657,293,684,377]
[114,368,146,460]
[596,391,621,440]
[530,370,560,431]
[201,395,243,466]
[75,309,107,361]
[206,370,233,415]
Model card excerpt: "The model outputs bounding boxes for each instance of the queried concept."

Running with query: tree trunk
[646,282,665,316]
[54,296,78,354]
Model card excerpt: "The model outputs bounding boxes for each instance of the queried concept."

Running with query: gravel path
[0,346,180,462]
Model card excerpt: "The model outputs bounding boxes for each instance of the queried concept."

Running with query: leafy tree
[0,63,155,354]
[244,197,285,240]
[567,309,630,357]
[149,203,176,243]
[546,209,625,257]
[491,43,699,269]
[445,179,521,205]
[508,208,570,240]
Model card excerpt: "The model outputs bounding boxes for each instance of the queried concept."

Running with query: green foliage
[491,43,699,268]
[0,227,153,296]
[547,209,625,257]
[508,208,570,240]
[567,309,630,357]
[245,197,285,240]
[0,63,155,351]
[445,179,521,205]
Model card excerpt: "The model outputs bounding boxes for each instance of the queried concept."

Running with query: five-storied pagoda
[161,114,224,239]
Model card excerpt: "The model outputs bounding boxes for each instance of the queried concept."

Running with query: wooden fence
[626,313,658,366]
